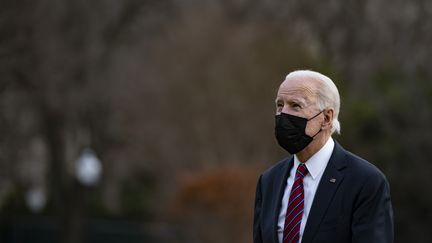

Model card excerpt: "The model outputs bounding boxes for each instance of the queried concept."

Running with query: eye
[276,101,283,112]
[291,102,302,109]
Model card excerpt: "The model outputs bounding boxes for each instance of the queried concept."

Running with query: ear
[322,108,334,130]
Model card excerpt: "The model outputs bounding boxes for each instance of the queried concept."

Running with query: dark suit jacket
[253,141,393,243]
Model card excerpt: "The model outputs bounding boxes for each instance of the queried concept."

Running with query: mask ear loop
[307,110,323,121]
[311,128,322,138]
[308,110,324,138]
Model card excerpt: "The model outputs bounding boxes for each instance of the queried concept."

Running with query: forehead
[276,76,318,103]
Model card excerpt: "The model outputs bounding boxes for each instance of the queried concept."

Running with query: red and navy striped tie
[283,163,309,243]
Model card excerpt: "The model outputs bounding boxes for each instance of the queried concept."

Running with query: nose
[275,105,285,115]
[281,105,292,115]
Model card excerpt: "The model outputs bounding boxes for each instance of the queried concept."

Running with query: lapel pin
[329,178,336,183]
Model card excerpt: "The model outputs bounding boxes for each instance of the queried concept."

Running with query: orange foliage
[168,166,261,243]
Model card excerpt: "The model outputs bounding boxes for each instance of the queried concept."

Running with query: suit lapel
[272,157,294,243]
[301,142,347,243]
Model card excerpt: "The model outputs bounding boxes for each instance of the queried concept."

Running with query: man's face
[275,77,323,136]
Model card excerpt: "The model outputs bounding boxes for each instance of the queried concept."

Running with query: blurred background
[1,0,432,242]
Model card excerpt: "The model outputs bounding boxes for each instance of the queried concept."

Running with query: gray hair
[286,70,341,134]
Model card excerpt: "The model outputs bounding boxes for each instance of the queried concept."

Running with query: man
[253,70,393,243]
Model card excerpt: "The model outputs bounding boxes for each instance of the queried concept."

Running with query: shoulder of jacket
[344,150,387,180]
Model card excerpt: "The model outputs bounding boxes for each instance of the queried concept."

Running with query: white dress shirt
[277,138,335,243]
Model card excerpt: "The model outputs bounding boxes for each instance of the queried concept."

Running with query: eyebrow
[275,97,307,106]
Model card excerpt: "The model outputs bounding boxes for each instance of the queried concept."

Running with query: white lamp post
[75,148,102,187]
[25,186,46,213]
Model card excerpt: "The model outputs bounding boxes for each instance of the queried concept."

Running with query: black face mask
[275,111,323,154]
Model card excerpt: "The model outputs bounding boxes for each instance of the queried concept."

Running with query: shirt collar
[294,138,335,180]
